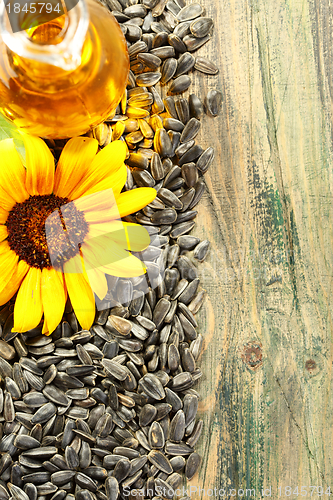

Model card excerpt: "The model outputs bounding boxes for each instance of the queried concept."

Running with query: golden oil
[0,0,129,138]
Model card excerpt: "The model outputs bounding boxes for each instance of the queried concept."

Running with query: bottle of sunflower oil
[0,0,129,138]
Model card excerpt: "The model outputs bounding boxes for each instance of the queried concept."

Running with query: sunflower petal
[0,186,16,211]
[0,226,7,242]
[85,267,108,300]
[0,240,11,255]
[42,321,49,335]
[0,260,29,306]
[64,261,95,330]
[41,267,66,336]
[70,163,127,201]
[69,141,126,200]
[74,185,155,224]
[87,221,150,252]
[0,208,9,224]
[54,137,99,198]
[115,188,157,217]
[0,139,28,203]
[81,240,146,277]
[22,133,55,196]
[73,188,117,214]
[0,249,19,289]
[13,267,43,332]
[91,140,127,177]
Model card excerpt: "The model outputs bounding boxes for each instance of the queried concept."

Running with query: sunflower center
[6,194,89,270]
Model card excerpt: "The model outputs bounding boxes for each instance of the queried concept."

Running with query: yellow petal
[73,188,117,214]
[0,208,9,224]
[81,239,146,277]
[100,255,146,277]
[0,240,11,255]
[0,139,29,203]
[85,267,108,300]
[0,225,7,242]
[13,267,43,332]
[42,321,49,335]
[41,267,66,336]
[22,133,55,196]
[91,141,127,177]
[0,186,16,211]
[74,185,155,223]
[64,262,95,330]
[87,221,150,252]
[69,141,126,200]
[54,137,99,198]
[0,259,29,306]
[70,162,127,201]
[0,249,19,289]
[115,188,157,217]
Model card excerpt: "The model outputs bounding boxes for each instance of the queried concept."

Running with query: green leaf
[0,112,26,164]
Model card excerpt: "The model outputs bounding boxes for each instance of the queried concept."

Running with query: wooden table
[189,0,333,496]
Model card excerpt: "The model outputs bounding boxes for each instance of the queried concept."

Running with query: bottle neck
[0,0,89,72]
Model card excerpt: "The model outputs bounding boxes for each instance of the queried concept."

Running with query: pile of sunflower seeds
[0,249,207,500]
[0,0,220,499]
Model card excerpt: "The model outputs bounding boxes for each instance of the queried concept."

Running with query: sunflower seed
[30,403,57,424]
[5,377,21,400]
[179,120,200,146]
[64,447,79,471]
[177,3,203,21]
[206,89,223,116]
[124,4,147,17]
[194,56,219,75]
[24,372,45,391]
[168,344,180,371]
[0,340,15,360]
[173,20,190,38]
[43,385,70,406]
[148,450,172,474]
[112,459,132,482]
[185,452,201,480]
[14,436,40,450]
[163,97,178,119]
[150,46,176,60]
[161,58,178,84]
[139,373,165,400]
[166,0,180,14]
[137,53,161,71]
[157,188,183,210]
[101,359,131,381]
[154,478,174,499]
[8,484,30,500]
[167,76,191,96]
[4,392,15,422]
[148,421,165,449]
[168,33,187,53]
[152,0,168,17]
[22,447,57,460]
[154,128,173,158]
[107,315,132,335]
[190,16,213,38]
[104,477,119,500]
[138,404,156,427]
[51,471,76,487]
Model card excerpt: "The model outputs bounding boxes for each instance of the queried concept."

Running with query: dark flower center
[6,194,89,270]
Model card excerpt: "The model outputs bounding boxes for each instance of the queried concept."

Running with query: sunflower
[0,135,157,334]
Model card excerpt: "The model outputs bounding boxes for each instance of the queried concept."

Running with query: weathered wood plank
[186,0,333,495]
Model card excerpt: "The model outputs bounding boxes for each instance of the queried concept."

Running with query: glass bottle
[0,0,129,138]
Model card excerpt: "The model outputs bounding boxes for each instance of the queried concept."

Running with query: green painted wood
[186,0,333,495]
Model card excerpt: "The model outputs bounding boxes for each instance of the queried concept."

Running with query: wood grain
[186,0,333,495]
